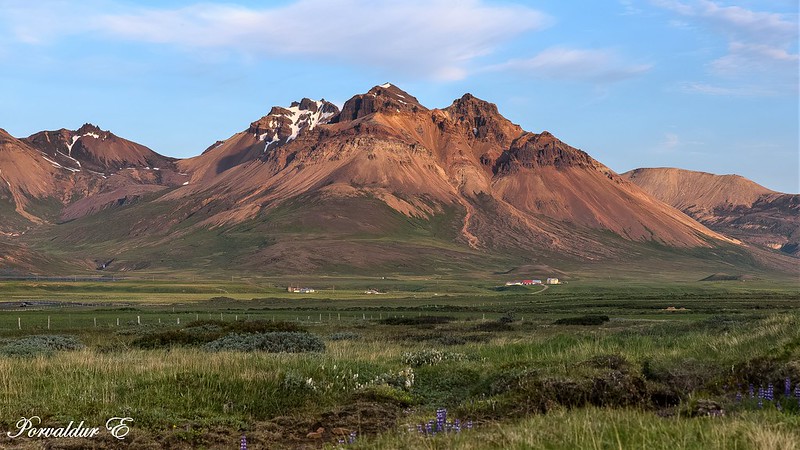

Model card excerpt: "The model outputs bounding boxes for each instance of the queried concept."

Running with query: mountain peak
[76,123,103,135]
[247,98,340,152]
[332,83,426,123]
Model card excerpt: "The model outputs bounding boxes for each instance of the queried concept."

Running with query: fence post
[47,316,51,330]
[17,317,21,330]
[94,317,97,327]
[137,315,141,325]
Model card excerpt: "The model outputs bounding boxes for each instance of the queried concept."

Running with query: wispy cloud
[0,0,551,82]
[652,0,798,92]
[489,47,652,83]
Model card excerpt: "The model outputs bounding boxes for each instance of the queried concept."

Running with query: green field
[0,278,798,449]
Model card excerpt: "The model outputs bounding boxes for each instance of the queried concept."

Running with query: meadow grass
[0,280,797,448]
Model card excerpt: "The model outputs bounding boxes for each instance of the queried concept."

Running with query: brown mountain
[623,168,799,256]
[0,124,189,226]
[153,84,732,267]
[1,85,789,276]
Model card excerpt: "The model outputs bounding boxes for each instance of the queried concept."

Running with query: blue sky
[1,0,797,192]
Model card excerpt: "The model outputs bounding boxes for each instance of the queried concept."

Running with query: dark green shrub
[380,316,455,326]
[553,315,610,326]
[228,320,305,334]
[498,312,517,324]
[131,329,222,348]
[204,332,325,353]
[474,321,512,332]
[0,335,84,357]
[132,320,306,349]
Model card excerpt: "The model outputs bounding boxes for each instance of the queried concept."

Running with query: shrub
[474,321,512,332]
[131,329,221,349]
[132,320,306,349]
[204,332,325,353]
[0,335,84,357]
[553,315,610,326]
[380,316,455,326]
[186,319,305,333]
[227,320,305,334]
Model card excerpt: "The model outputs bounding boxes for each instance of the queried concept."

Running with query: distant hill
[624,168,799,257]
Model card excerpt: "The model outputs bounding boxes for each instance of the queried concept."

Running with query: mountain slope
[624,168,799,256]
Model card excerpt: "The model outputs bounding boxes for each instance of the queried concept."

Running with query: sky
[0,0,797,193]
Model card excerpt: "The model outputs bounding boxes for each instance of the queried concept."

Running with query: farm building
[546,278,560,285]
[288,287,316,293]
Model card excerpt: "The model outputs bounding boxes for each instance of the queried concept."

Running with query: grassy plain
[0,277,797,449]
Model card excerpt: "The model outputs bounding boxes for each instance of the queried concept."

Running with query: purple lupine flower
[735,391,742,403]
[749,384,755,398]
[785,378,791,399]
[436,408,447,432]
[348,431,357,444]
[454,418,461,432]
[466,420,473,430]
[758,397,763,409]
[766,383,774,401]
[758,385,764,400]
[417,424,424,434]
[240,435,247,450]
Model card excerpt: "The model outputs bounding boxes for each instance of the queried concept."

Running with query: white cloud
[652,0,798,91]
[490,47,652,83]
[0,0,550,82]
[678,81,779,96]
[663,132,680,149]
[710,42,799,75]
[652,0,796,42]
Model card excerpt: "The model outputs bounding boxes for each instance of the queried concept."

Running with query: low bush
[554,315,610,326]
[131,329,220,349]
[132,320,306,349]
[0,335,84,357]
[474,321,512,332]
[204,332,325,353]
[380,316,455,326]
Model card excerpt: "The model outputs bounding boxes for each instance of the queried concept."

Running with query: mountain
[0,84,791,277]
[133,83,736,272]
[623,168,799,257]
[0,124,188,226]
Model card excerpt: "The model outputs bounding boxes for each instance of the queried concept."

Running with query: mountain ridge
[0,84,794,276]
